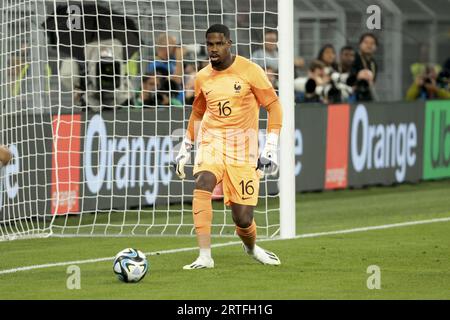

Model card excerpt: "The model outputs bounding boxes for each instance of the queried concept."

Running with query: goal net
[0,0,282,241]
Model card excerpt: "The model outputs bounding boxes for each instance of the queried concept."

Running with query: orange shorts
[193,143,260,206]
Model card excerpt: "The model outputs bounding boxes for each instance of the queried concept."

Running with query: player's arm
[258,99,282,176]
[249,64,283,176]
[186,90,207,143]
[263,99,282,136]
[173,78,207,179]
[0,145,12,167]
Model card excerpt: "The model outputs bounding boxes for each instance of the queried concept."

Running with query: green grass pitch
[0,180,449,299]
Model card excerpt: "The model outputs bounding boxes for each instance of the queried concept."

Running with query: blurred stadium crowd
[131,28,450,107]
[4,1,449,111]
[8,28,449,111]
[86,28,450,107]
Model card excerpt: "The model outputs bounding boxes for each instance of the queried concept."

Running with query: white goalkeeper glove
[173,138,193,179]
[257,133,279,176]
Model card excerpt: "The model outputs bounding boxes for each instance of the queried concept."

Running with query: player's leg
[223,163,281,266]
[230,203,256,250]
[231,203,280,265]
[183,170,217,270]
[193,171,216,256]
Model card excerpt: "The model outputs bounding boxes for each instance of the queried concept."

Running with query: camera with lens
[423,77,433,85]
[295,72,353,103]
[294,77,321,103]
[315,81,340,103]
[99,60,121,91]
[346,72,373,102]
[320,72,353,103]
[59,39,133,110]
[354,79,372,101]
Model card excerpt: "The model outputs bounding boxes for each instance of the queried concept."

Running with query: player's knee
[238,218,253,228]
[194,172,217,192]
[233,212,253,228]
[231,203,254,228]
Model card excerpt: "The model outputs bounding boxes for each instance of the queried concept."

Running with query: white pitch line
[294,216,450,239]
[0,216,449,276]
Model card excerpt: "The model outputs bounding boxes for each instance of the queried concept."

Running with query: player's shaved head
[206,24,231,40]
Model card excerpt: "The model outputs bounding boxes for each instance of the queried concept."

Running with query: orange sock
[193,189,213,249]
[236,220,257,250]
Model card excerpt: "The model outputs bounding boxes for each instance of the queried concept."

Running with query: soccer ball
[113,248,149,283]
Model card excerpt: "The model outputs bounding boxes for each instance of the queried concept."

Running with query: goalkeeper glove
[257,133,279,176]
[173,138,193,179]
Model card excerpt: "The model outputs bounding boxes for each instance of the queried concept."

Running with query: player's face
[206,33,232,67]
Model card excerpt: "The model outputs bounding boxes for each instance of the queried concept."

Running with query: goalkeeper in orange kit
[174,24,283,269]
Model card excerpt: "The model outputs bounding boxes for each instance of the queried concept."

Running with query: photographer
[134,73,157,107]
[406,64,450,101]
[317,44,338,75]
[351,33,378,83]
[347,33,379,102]
[437,58,450,93]
[59,39,133,110]
[337,46,355,80]
[146,33,184,87]
[134,66,183,108]
[294,60,327,103]
[294,60,352,104]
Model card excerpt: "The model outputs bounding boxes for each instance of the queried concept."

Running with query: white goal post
[0,0,295,241]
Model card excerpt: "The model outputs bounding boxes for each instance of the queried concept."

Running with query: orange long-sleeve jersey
[186,55,283,163]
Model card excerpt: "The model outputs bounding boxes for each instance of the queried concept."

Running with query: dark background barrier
[79,108,183,211]
[1,100,449,220]
[347,101,425,186]
[0,112,52,222]
[295,104,327,191]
